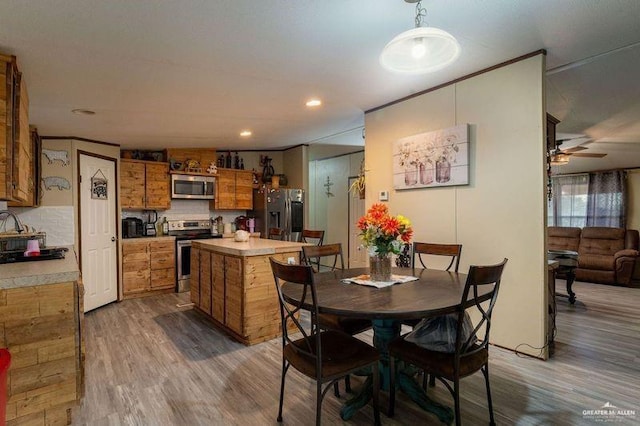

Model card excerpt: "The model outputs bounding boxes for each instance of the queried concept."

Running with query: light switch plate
[379,190,389,201]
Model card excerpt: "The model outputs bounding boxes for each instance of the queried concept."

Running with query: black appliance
[168,219,222,292]
[122,218,144,238]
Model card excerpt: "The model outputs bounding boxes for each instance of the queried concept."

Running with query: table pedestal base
[339,319,454,424]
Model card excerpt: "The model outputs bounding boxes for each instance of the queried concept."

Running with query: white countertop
[193,237,308,257]
[0,246,80,289]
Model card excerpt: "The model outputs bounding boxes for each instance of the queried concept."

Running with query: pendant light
[380,0,460,74]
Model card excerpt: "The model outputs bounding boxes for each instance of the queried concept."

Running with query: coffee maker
[144,211,157,236]
[235,215,250,231]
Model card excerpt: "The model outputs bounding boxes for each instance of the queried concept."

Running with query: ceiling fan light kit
[380,0,460,74]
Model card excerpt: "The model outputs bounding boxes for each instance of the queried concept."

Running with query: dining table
[280,266,490,424]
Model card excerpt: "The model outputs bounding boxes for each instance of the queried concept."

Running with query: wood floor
[74,280,640,425]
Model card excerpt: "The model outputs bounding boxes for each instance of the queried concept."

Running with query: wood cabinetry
[165,148,217,171]
[1,53,34,203]
[9,127,41,207]
[213,168,253,210]
[191,239,303,345]
[122,238,175,298]
[120,159,170,210]
[2,281,84,424]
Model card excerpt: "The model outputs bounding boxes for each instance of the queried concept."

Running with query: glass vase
[436,157,451,183]
[419,161,434,185]
[404,165,418,186]
[369,253,392,282]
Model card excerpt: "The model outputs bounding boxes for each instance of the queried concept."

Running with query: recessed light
[305,99,322,107]
[240,130,252,137]
[71,109,96,115]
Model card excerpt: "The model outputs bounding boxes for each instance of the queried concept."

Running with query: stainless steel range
[168,219,221,292]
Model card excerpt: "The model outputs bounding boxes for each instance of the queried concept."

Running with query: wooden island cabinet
[191,238,307,345]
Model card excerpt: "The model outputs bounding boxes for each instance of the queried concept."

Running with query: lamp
[380,0,460,74]
[550,152,570,166]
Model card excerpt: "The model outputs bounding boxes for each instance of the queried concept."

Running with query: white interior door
[348,178,367,268]
[80,154,118,312]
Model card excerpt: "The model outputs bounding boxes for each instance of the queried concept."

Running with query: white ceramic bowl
[234,230,250,242]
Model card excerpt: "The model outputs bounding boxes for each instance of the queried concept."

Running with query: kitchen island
[191,237,307,345]
[0,249,84,425]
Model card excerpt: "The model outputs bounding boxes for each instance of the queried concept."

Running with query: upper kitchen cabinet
[9,127,41,207]
[213,169,253,210]
[1,53,33,203]
[121,159,170,210]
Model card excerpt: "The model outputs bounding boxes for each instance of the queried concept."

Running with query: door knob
[111,237,116,242]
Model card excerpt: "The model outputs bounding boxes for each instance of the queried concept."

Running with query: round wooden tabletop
[281,267,483,321]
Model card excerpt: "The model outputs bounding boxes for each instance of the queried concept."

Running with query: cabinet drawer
[123,259,149,273]
[151,268,175,289]
[150,240,174,252]
[150,252,174,270]
[122,242,149,255]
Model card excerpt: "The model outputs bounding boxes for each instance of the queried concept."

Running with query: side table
[548,250,578,304]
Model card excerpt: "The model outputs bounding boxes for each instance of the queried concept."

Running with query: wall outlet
[379,190,389,201]
[287,257,296,265]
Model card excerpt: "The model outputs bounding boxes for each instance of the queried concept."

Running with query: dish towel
[342,274,418,289]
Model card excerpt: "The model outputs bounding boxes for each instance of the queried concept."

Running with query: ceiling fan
[550,137,606,165]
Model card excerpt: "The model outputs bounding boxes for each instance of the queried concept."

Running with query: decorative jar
[369,254,392,282]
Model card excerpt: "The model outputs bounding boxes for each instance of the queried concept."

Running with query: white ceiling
[1,0,640,171]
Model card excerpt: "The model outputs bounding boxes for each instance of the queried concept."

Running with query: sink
[0,247,68,264]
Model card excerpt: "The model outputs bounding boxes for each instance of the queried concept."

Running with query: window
[548,171,626,228]
[548,174,588,227]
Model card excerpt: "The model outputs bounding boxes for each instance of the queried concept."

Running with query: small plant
[349,159,367,197]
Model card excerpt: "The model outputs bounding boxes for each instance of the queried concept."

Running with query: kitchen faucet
[0,210,25,233]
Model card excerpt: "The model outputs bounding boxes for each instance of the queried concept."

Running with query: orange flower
[381,216,400,235]
[356,216,369,231]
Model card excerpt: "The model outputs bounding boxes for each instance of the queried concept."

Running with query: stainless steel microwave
[171,174,216,199]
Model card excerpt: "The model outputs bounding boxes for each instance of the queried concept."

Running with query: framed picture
[392,124,469,190]
[91,169,108,199]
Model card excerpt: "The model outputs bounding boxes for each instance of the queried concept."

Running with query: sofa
[548,226,639,286]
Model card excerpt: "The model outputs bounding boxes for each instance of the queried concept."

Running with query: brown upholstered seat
[270,258,381,426]
[388,258,508,426]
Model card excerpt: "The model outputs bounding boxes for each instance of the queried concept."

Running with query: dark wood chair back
[302,243,344,272]
[269,257,382,425]
[270,258,318,354]
[457,258,508,357]
[269,227,285,240]
[302,229,325,246]
[412,242,462,272]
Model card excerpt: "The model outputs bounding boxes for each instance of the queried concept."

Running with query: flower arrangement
[356,203,413,256]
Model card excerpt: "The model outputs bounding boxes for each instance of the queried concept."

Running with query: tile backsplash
[122,200,246,226]
[11,206,75,246]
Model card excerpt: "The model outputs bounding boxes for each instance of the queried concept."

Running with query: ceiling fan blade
[572,153,607,158]
[563,146,587,153]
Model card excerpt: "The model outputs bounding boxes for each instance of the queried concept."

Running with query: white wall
[365,54,548,358]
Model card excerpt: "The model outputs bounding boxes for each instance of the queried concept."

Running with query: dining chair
[388,258,508,426]
[268,227,285,240]
[301,229,325,246]
[412,242,462,272]
[269,258,381,426]
[405,242,463,331]
[301,244,373,396]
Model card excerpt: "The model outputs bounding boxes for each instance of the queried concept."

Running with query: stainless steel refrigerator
[251,188,304,241]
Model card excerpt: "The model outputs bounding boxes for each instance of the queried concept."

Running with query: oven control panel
[167,219,211,232]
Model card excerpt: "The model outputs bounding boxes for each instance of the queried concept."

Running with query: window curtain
[550,174,589,227]
[586,170,626,228]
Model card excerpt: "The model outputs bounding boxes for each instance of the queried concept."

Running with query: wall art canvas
[393,124,469,190]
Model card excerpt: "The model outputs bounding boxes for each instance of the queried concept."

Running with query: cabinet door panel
[235,171,253,210]
[212,253,225,322]
[200,251,212,315]
[150,251,174,270]
[121,160,146,209]
[145,162,170,209]
[215,169,236,209]
[224,256,243,334]
[11,73,30,202]
[123,269,150,294]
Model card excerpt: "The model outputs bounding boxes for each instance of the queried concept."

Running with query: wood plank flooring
[73,280,640,425]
